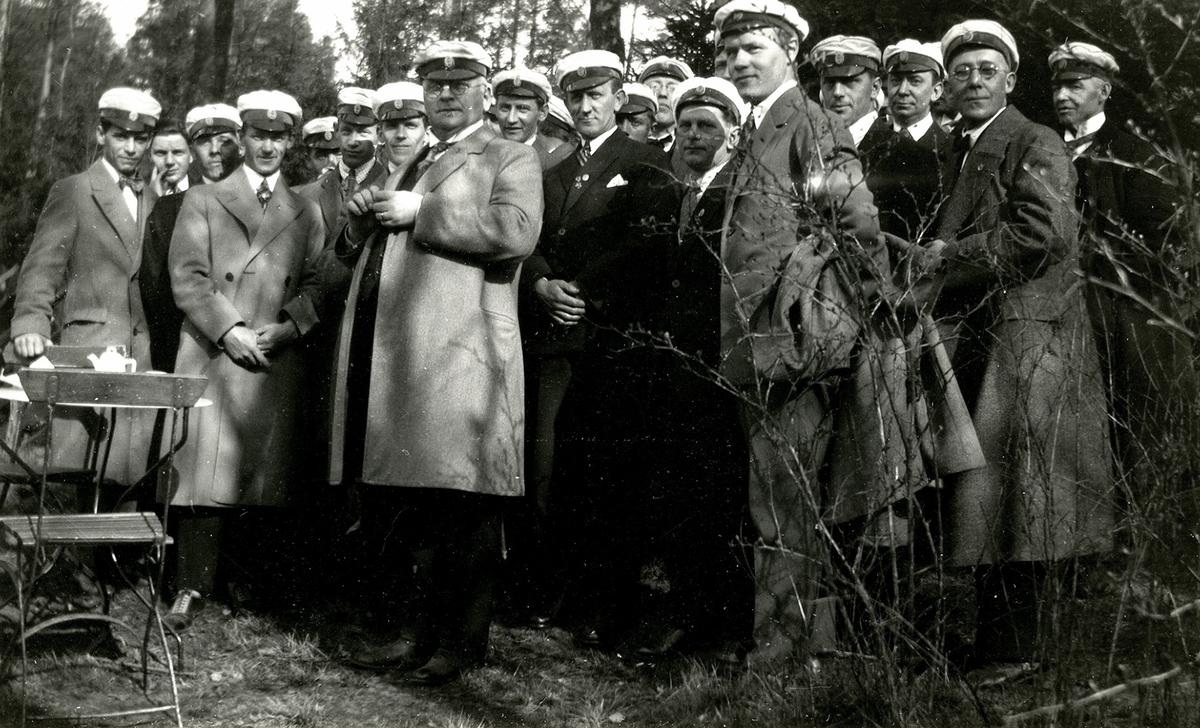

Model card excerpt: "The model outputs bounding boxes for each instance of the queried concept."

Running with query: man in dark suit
[492,68,563,169]
[374,82,428,175]
[520,49,678,647]
[715,0,885,665]
[638,55,693,151]
[1049,41,1197,543]
[334,40,542,684]
[140,105,244,371]
[633,76,752,658]
[615,83,657,144]
[300,117,340,179]
[148,122,195,198]
[11,87,161,485]
[912,21,1113,667]
[871,40,951,241]
[811,34,883,149]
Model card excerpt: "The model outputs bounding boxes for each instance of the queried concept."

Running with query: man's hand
[346,186,383,243]
[221,325,270,370]
[534,278,587,326]
[12,333,51,359]
[372,190,423,228]
[255,320,299,356]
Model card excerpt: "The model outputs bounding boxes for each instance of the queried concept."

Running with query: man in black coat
[1050,41,1198,520]
[140,104,244,371]
[520,49,679,647]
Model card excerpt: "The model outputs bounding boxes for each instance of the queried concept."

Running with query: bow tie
[1066,132,1097,151]
[118,176,145,194]
[430,141,455,157]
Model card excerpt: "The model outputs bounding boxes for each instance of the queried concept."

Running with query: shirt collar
[243,165,280,192]
[338,158,377,185]
[848,110,878,147]
[524,134,539,147]
[963,106,1007,149]
[101,158,123,185]
[442,120,486,146]
[751,80,798,129]
[893,114,934,141]
[1065,111,1106,142]
[691,159,729,196]
[585,125,619,155]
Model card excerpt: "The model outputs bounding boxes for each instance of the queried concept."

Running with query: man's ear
[95,124,107,147]
[931,78,945,103]
[1004,71,1017,95]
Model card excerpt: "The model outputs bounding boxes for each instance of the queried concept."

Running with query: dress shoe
[408,652,473,686]
[347,637,428,670]
[634,627,687,657]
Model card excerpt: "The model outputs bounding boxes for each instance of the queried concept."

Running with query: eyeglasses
[421,79,481,96]
[950,64,1006,82]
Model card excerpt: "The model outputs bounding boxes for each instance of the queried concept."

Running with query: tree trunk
[33,4,60,143]
[589,0,625,61]
[192,0,216,105]
[56,0,78,120]
[0,0,12,122]
[213,0,236,99]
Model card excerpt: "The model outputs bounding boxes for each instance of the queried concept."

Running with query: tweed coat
[167,168,323,508]
[720,85,885,386]
[327,126,543,495]
[931,105,1113,566]
[11,159,157,483]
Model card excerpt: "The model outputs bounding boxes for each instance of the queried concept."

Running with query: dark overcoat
[11,160,157,483]
[932,106,1113,566]
[168,169,323,508]
[327,126,543,495]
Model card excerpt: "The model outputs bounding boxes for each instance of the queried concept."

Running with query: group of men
[8,0,1190,685]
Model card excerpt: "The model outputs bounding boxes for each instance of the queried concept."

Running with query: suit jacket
[930,105,1113,566]
[860,116,947,241]
[531,134,565,170]
[140,192,188,371]
[297,161,389,249]
[167,168,323,508]
[11,159,158,483]
[328,126,543,495]
[522,129,678,354]
[721,85,883,385]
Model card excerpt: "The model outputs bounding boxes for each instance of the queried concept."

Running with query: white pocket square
[606,174,629,188]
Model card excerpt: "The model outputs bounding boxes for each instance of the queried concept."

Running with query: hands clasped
[221,321,298,370]
[534,278,586,326]
[347,187,423,239]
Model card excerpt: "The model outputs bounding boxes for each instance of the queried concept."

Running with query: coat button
[557,228,566,237]
[225,272,234,282]
[671,279,681,288]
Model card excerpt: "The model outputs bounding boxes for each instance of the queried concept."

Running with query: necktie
[678,184,701,244]
[898,127,914,141]
[342,171,358,202]
[257,180,272,209]
[431,140,454,157]
[953,131,972,171]
[118,177,144,194]
[575,137,590,167]
[1066,132,1097,157]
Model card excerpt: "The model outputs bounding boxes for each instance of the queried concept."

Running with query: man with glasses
[910,20,1113,669]
[334,40,542,684]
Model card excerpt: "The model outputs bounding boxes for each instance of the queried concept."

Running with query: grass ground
[0,567,1198,728]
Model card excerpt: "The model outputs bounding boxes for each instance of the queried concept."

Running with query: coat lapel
[87,161,139,258]
[562,130,626,213]
[249,180,302,261]
[317,169,340,234]
[938,107,1019,238]
[419,126,496,194]
[216,169,265,244]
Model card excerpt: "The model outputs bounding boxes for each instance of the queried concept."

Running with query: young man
[11,87,161,484]
[141,104,244,371]
[912,20,1113,667]
[164,90,324,631]
[492,67,562,168]
[638,55,693,150]
[300,117,340,178]
[616,82,657,144]
[715,0,884,665]
[811,35,883,147]
[374,81,428,174]
[148,122,193,197]
[333,40,542,684]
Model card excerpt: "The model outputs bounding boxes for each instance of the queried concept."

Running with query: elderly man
[300,117,340,178]
[492,68,563,168]
[164,90,324,631]
[616,82,658,144]
[811,35,883,148]
[333,40,542,684]
[141,104,244,372]
[638,55,693,150]
[1049,42,1196,539]
[715,0,884,665]
[912,21,1112,667]
[11,87,160,485]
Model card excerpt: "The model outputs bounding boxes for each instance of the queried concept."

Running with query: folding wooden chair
[0,368,207,728]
